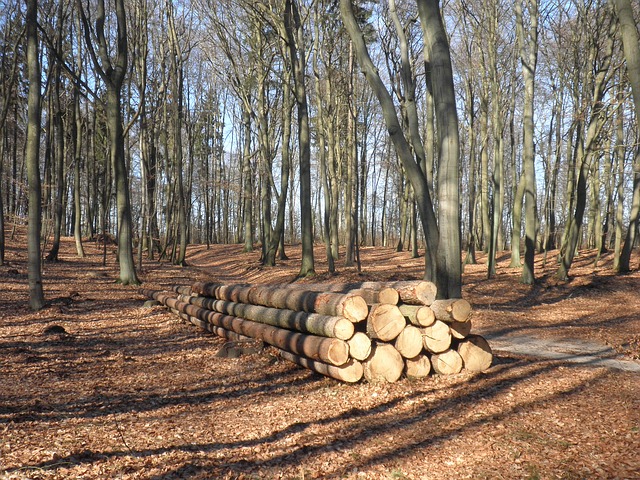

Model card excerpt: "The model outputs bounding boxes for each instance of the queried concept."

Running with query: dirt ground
[1,231,639,479]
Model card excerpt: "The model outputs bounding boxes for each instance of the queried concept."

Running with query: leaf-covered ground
[1,232,639,479]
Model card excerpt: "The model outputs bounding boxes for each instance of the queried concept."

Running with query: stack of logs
[139,280,492,384]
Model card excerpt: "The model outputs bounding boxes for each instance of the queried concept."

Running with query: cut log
[345,287,398,306]
[365,304,406,341]
[392,281,438,305]
[278,350,364,383]
[449,320,472,339]
[430,298,472,323]
[142,289,349,366]
[191,282,368,322]
[398,304,436,327]
[431,349,463,375]
[171,309,254,342]
[178,294,354,340]
[404,354,431,379]
[421,320,452,354]
[378,287,400,305]
[457,334,493,372]
[394,324,424,359]
[347,331,372,361]
[362,343,404,383]
[172,285,193,296]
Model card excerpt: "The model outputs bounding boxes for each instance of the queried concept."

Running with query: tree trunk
[25,0,45,310]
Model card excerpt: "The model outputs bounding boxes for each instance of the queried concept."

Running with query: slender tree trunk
[285,0,314,277]
[26,0,45,310]
[515,0,539,285]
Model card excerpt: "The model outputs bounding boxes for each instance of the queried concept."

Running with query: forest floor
[1,230,639,479]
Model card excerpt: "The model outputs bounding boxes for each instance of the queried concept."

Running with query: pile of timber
[139,280,492,384]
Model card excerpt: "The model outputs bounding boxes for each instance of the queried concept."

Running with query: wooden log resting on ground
[362,342,404,383]
[457,334,493,372]
[191,282,368,322]
[431,349,463,375]
[404,354,432,379]
[177,294,354,340]
[141,289,349,366]
[430,298,472,323]
[398,304,436,327]
[171,308,254,342]
[421,320,452,354]
[391,281,438,306]
[347,331,372,361]
[277,349,364,383]
[394,324,424,359]
[365,304,406,341]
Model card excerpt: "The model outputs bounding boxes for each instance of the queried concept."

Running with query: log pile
[139,280,492,383]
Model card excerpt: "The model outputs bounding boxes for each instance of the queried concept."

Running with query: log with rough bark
[457,334,493,372]
[171,308,254,342]
[449,320,472,339]
[172,285,194,296]
[431,349,463,375]
[141,289,349,366]
[421,320,452,354]
[398,304,436,327]
[347,331,372,361]
[277,349,364,383]
[365,303,406,341]
[430,298,472,323]
[286,281,434,305]
[177,294,354,340]
[404,354,432,379]
[191,282,368,322]
[394,324,424,359]
[362,342,404,383]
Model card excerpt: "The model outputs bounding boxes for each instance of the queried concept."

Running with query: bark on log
[431,349,463,375]
[449,320,472,339]
[142,289,349,366]
[191,282,368,322]
[457,334,493,372]
[278,349,364,383]
[404,354,432,379]
[347,331,372,361]
[171,308,254,342]
[430,298,472,323]
[365,304,406,341]
[362,342,404,383]
[394,324,424,358]
[421,320,452,354]
[285,281,433,305]
[177,294,354,340]
[398,304,436,327]
[347,287,400,306]
[172,285,193,296]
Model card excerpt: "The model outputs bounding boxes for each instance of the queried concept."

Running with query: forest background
[1,0,640,306]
